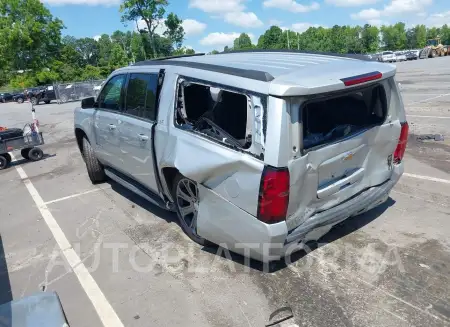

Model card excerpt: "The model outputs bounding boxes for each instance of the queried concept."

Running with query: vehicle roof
[125,51,396,97]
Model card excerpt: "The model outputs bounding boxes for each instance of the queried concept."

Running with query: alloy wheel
[176,178,199,235]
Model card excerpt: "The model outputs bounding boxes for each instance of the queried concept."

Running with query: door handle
[138,134,149,141]
[108,124,116,130]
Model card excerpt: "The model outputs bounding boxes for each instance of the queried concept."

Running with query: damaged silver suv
[74,51,408,262]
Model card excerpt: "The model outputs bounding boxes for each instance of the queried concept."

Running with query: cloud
[351,0,433,23]
[224,12,263,28]
[291,22,324,33]
[367,19,388,26]
[189,0,245,13]
[325,0,378,6]
[93,35,101,41]
[42,0,119,5]
[384,0,432,16]
[199,32,256,47]
[263,0,320,13]
[351,8,381,20]
[423,10,450,27]
[182,19,207,36]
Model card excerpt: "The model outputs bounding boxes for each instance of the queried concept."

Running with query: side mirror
[81,97,96,109]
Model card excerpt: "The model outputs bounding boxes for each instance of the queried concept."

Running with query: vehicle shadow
[0,235,12,306]
[201,197,396,273]
[10,153,56,168]
[107,180,177,223]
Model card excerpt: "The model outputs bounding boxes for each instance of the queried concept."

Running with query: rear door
[93,74,126,170]
[286,78,402,230]
[118,71,160,193]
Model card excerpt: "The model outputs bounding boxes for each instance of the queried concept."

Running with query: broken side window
[175,81,252,149]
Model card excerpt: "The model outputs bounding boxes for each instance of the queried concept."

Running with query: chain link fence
[54,79,105,103]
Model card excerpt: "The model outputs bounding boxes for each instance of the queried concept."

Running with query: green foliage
[120,0,169,57]
[233,33,253,50]
[164,13,184,49]
[0,0,64,70]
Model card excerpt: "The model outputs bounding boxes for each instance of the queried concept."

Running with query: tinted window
[125,73,158,120]
[98,75,125,111]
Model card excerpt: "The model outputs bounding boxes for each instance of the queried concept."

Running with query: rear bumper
[198,164,403,263]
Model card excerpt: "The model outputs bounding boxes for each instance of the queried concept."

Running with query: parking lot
[1,56,450,327]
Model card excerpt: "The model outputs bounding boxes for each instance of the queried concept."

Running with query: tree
[76,38,100,66]
[209,50,220,55]
[164,13,184,49]
[109,43,129,68]
[233,33,253,50]
[257,26,283,49]
[0,0,64,70]
[120,0,168,58]
[97,34,113,66]
[361,24,379,53]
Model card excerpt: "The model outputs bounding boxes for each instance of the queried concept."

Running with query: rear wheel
[82,137,105,184]
[60,94,68,103]
[0,155,9,170]
[28,147,44,161]
[21,148,31,159]
[172,174,208,246]
[17,97,24,104]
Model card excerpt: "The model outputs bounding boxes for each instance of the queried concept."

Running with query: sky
[45,0,450,53]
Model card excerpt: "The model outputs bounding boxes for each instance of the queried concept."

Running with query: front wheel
[172,174,208,246]
[60,94,68,103]
[21,148,31,160]
[0,155,9,170]
[431,50,437,58]
[82,137,105,184]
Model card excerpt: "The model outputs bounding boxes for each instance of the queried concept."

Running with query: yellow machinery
[420,37,448,58]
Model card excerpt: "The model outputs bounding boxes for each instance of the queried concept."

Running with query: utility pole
[297,32,300,50]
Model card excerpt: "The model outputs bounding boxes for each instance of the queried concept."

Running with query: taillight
[393,122,409,164]
[257,166,290,224]
[341,71,382,86]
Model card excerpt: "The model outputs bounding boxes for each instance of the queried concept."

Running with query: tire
[0,155,9,170]
[431,50,437,58]
[21,148,31,160]
[172,173,208,246]
[60,94,68,103]
[82,137,105,184]
[17,97,24,104]
[44,100,50,104]
[28,147,44,161]
[3,153,11,164]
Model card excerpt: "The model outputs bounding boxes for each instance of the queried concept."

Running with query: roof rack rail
[133,53,206,65]
[132,60,274,82]
[220,49,374,61]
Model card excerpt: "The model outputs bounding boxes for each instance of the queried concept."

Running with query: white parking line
[403,173,450,185]
[407,93,450,105]
[407,115,450,119]
[44,187,107,205]
[10,154,124,327]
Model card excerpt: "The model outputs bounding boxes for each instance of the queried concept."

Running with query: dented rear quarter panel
[154,69,268,218]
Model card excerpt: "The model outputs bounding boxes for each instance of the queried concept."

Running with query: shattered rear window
[302,84,387,150]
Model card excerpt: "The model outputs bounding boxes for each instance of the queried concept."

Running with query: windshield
[427,39,438,46]
[383,51,393,55]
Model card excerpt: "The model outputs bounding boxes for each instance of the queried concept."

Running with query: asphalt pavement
[0,57,449,327]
